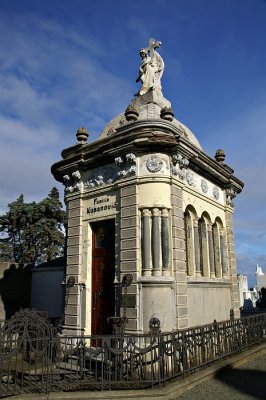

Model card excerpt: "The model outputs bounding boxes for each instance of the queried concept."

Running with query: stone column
[193,218,201,277]
[151,208,161,276]
[208,224,215,278]
[220,230,227,278]
[213,223,222,278]
[141,208,151,277]
[200,219,209,277]
[185,212,194,276]
[161,208,170,276]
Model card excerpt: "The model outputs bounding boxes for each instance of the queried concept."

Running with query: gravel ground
[176,354,266,400]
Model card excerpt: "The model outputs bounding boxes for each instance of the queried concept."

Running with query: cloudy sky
[0,0,265,286]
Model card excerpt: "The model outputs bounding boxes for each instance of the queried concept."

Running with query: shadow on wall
[0,262,32,320]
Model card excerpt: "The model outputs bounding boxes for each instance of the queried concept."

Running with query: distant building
[255,265,266,292]
[237,266,266,311]
[237,274,257,308]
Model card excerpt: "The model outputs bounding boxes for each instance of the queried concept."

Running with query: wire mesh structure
[0,309,265,397]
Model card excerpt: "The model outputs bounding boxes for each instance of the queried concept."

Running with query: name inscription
[87,195,117,215]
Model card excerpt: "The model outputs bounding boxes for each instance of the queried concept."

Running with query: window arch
[212,218,228,278]
[199,213,210,277]
[184,207,196,276]
[212,220,222,278]
[184,206,228,279]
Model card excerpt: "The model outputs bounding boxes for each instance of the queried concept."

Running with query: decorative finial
[160,106,174,121]
[215,149,225,164]
[136,38,164,96]
[125,104,139,121]
[76,127,88,143]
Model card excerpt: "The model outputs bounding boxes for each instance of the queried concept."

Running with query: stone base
[138,276,176,333]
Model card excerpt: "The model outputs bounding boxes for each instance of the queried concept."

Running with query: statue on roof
[136,38,164,96]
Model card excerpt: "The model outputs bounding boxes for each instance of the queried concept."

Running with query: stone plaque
[121,294,136,308]
[85,193,117,219]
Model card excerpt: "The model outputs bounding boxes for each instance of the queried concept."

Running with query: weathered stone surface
[121,227,137,239]
[121,206,137,218]
[121,249,138,261]
[68,207,82,218]
[121,186,137,197]
[121,196,137,207]
[68,217,82,228]
[120,261,138,272]
[68,199,82,209]
[121,217,138,229]
[121,238,137,250]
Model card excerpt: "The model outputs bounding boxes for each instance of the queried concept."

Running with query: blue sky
[0,0,266,286]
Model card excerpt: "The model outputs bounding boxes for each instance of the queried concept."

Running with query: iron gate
[0,309,266,397]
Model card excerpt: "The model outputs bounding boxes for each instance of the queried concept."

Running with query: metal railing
[0,310,266,397]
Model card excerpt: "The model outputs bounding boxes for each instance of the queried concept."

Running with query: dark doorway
[91,219,115,335]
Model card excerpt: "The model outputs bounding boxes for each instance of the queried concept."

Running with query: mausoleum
[51,39,243,335]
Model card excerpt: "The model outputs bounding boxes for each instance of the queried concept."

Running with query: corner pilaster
[225,209,240,318]
[119,184,139,332]
[63,195,83,335]
[171,184,188,329]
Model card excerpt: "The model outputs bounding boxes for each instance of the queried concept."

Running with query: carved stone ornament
[172,154,182,167]
[146,155,163,172]
[115,157,123,166]
[85,166,117,188]
[213,186,220,200]
[116,153,137,179]
[63,174,73,194]
[126,153,137,163]
[72,171,82,192]
[186,170,194,186]
[171,153,189,179]
[226,187,237,206]
[63,171,82,194]
[201,179,208,193]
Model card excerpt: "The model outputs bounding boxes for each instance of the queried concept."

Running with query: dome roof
[98,91,202,150]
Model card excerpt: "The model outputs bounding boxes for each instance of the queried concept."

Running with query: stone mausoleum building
[51,39,243,336]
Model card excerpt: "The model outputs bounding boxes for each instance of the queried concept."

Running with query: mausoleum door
[91,219,115,335]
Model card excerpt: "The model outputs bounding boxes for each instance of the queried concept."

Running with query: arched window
[212,219,222,278]
[198,215,209,277]
[184,207,228,280]
[184,207,195,276]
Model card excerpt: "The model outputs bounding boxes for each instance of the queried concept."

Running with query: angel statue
[136,39,164,96]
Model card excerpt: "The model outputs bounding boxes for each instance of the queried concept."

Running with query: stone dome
[98,91,202,150]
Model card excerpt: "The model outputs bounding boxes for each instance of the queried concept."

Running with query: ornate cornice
[52,123,243,198]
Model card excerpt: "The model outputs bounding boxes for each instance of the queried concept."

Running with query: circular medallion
[186,170,194,185]
[201,179,208,193]
[213,186,220,200]
[146,155,163,172]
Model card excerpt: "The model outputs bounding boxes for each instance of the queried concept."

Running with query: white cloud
[0,13,134,135]
[0,12,137,213]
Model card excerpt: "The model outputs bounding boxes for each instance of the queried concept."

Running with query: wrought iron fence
[0,309,266,397]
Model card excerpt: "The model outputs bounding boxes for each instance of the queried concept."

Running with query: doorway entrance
[91,219,115,335]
